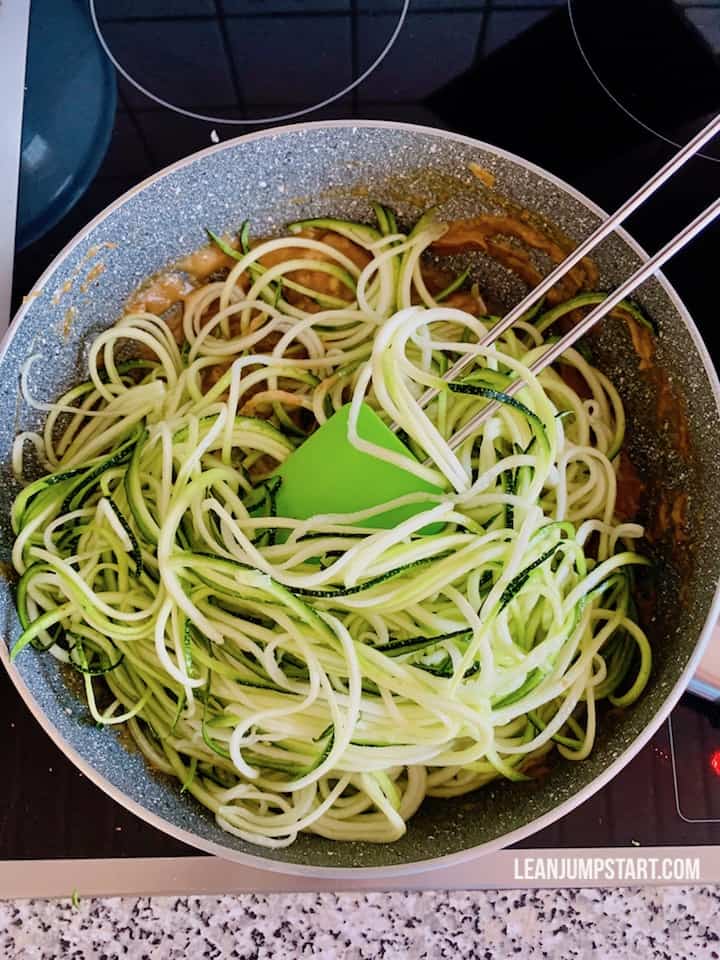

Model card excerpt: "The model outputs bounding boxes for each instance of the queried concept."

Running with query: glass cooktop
[4,0,720,870]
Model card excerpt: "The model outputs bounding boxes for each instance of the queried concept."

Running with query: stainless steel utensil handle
[412,111,720,417]
[430,194,720,458]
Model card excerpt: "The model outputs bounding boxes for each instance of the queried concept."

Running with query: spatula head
[274,403,445,530]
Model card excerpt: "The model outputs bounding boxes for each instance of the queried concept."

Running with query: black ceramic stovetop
[5,0,720,861]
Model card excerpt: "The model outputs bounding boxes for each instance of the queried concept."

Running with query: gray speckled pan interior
[2,121,720,876]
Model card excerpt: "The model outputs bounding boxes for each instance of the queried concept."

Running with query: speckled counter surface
[2,888,720,959]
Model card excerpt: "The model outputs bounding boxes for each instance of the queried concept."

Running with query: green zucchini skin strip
[499,544,561,610]
[447,382,548,440]
[375,627,473,657]
[435,268,471,303]
[290,557,437,598]
[62,428,143,513]
[106,500,143,577]
[286,216,382,248]
[534,291,657,335]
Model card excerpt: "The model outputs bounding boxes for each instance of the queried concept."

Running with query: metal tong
[403,112,720,461]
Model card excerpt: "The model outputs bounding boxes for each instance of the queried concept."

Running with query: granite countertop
[2,887,720,959]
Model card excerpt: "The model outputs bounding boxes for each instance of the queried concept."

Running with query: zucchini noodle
[10,207,653,847]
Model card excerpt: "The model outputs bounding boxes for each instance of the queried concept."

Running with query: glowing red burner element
[710,750,720,777]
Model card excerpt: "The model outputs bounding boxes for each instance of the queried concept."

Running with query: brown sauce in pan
[619,316,691,550]
[615,453,647,523]
[178,245,238,280]
[258,228,371,313]
[0,561,18,584]
[127,272,194,318]
[430,214,599,304]
[651,491,689,545]
[625,319,690,463]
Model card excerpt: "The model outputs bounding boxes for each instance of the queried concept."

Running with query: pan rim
[3,118,720,879]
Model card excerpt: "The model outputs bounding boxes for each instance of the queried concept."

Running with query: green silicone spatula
[274,403,445,531]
